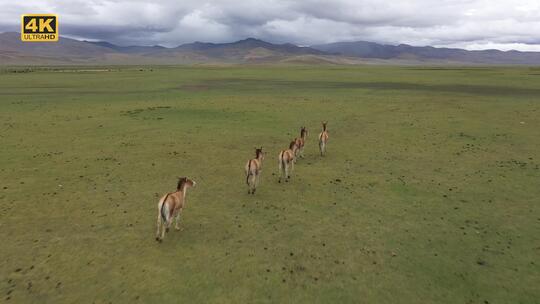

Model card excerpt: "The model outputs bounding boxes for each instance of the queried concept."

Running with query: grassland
[1,65,539,303]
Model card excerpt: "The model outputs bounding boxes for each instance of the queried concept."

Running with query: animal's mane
[177,177,186,191]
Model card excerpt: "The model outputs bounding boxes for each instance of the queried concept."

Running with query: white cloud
[0,0,539,51]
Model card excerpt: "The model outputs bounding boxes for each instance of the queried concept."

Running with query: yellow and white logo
[21,14,58,42]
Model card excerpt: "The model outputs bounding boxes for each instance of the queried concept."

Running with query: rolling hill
[1,31,540,65]
[311,41,540,65]
[0,33,329,65]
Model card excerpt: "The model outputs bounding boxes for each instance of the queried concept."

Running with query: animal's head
[301,126,308,138]
[322,121,327,131]
[255,146,265,160]
[177,177,196,190]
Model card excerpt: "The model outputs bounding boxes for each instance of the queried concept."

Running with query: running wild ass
[278,141,298,183]
[245,147,265,194]
[155,177,196,242]
[318,121,329,156]
[294,126,308,159]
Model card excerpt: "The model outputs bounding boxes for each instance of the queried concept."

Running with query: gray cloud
[1,0,539,51]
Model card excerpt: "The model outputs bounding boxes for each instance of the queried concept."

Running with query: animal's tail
[160,194,170,222]
[246,160,252,185]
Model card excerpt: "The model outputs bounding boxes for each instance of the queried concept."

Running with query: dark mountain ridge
[1,31,540,65]
[311,41,540,64]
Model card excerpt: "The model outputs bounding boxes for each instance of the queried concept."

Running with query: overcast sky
[1,0,540,51]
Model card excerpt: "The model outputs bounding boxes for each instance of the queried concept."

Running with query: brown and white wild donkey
[278,141,298,183]
[245,147,264,194]
[155,177,196,242]
[319,121,329,156]
[294,126,308,159]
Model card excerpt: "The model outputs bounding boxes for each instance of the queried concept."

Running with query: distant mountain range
[1,32,540,65]
[311,41,540,65]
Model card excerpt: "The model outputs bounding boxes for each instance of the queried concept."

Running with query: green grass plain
[1,65,539,303]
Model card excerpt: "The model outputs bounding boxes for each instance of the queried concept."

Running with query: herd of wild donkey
[155,122,330,242]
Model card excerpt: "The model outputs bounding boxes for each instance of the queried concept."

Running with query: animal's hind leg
[156,213,162,241]
[175,209,182,230]
[161,214,172,237]
[253,173,260,194]
[278,160,283,183]
[160,225,165,240]
[247,171,255,194]
[165,217,173,233]
[160,220,167,240]
[250,174,256,194]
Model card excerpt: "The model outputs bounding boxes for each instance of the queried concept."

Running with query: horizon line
[1,31,539,54]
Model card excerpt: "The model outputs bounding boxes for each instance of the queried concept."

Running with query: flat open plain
[1,65,539,303]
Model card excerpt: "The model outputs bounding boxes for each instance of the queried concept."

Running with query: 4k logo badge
[21,14,58,42]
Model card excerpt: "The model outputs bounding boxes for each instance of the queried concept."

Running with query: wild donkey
[245,147,264,194]
[155,177,196,242]
[278,141,298,183]
[294,126,308,159]
[318,121,329,156]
